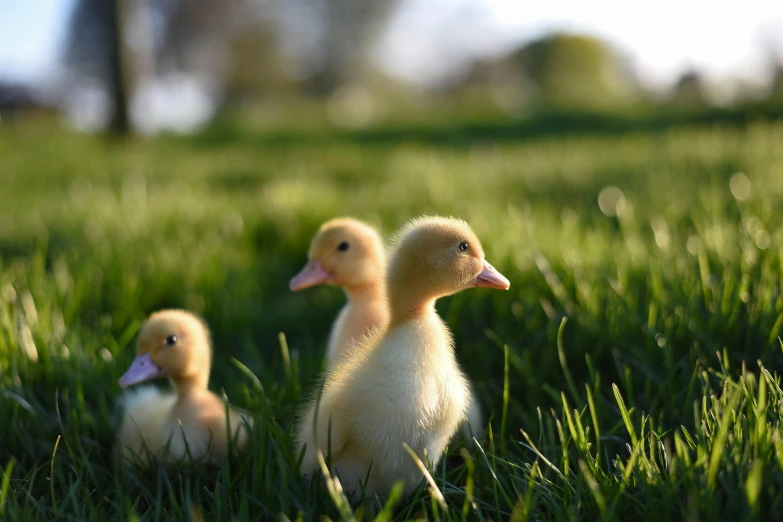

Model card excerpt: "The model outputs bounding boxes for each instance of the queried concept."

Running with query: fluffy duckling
[296,216,510,499]
[290,218,388,366]
[291,217,487,441]
[115,310,252,466]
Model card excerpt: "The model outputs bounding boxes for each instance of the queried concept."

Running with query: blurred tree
[760,34,783,102]
[273,0,400,95]
[455,57,532,112]
[63,0,129,134]
[62,0,402,130]
[225,22,294,99]
[770,65,783,100]
[511,33,639,109]
[63,0,257,131]
[672,68,708,106]
[155,0,235,84]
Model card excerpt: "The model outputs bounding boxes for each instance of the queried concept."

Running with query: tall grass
[1,118,783,519]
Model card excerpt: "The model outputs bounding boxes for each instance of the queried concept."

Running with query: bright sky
[378,0,783,88]
[487,0,783,87]
[0,0,74,84]
[1,0,782,90]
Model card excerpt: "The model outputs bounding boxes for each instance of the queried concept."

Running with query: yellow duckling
[296,216,510,499]
[290,218,388,367]
[115,310,252,466]
[291,217,486,441]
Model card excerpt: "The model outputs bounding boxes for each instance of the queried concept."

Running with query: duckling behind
[296,216,510,499]
[290,218,388,367]
[115,310,251,466]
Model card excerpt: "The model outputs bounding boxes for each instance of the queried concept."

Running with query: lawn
[1,116,783,520]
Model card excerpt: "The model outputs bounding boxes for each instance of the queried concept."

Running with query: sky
[0,0,74,85]
[1,0,782,90]
[379,0,783,88]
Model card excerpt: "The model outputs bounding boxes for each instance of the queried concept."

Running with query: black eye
[459,241,469,252]
[337,241,350,252]
[164,335,178,346]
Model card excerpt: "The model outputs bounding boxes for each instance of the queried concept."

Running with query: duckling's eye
[337,241,350,252]
[459,241,469,252]
[164,335,178,346]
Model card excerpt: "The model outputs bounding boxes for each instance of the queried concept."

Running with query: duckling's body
[118,386,250,465]
[296,216,509,499]
[115,310,251,466]
[301,315,469,494]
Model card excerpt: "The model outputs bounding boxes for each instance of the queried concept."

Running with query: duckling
[296,216,510,499]
[115,310,252,466]
[290,218,388,367]
[291,217,487,442]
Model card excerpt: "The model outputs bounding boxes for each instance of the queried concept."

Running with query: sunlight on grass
[1,120,783,519]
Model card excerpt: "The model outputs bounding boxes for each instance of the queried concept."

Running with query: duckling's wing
[295,381,355,477]
[215,397,255,451]
[183,393,254,461]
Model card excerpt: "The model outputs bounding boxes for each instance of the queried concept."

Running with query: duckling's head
[290,218,385,291]
[119,309,212,389]
[387,216,510,315]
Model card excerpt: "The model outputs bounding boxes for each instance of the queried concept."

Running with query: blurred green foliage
[512,33,637,108]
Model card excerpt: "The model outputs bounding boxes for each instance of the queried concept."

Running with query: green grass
[1,116,783,520]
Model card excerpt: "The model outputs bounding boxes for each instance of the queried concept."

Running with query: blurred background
[2,0,783,135]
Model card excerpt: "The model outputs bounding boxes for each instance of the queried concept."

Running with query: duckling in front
[115,310,252,466]
[296,216,510,499]
[290,217,388,367]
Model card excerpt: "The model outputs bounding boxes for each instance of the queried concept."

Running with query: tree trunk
[106,0,129,135]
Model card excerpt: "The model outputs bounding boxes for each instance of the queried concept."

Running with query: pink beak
[290,260,332,291]
[119,353,165,388]
[475,260,510,290]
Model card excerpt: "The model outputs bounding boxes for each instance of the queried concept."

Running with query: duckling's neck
[172,373,210,399]
[343,281,385,305]
[388,292,437,326]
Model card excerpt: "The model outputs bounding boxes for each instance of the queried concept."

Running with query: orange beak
[290,260,333,291]
[475,260,510,290]
[119,353,165,388]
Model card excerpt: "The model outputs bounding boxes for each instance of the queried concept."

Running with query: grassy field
[1,116,783,520]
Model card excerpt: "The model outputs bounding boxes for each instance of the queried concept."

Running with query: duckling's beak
[119,353,165,388]
[290,260,332,291]
[475,260,510,290]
